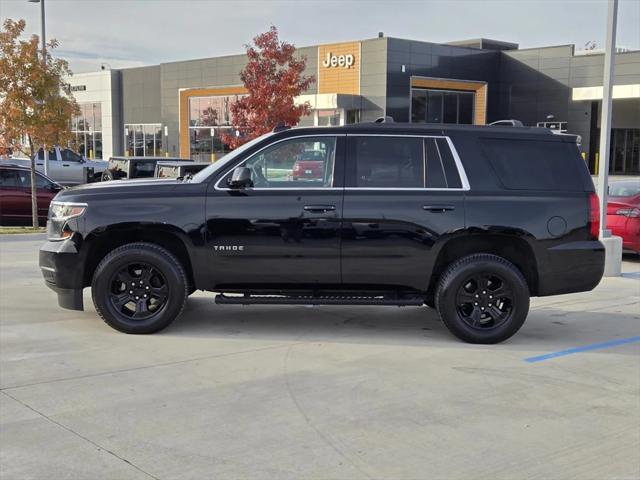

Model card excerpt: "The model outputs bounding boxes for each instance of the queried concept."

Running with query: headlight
[47,201,87,240]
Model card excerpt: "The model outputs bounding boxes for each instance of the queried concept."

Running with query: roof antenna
[374,116,394,123]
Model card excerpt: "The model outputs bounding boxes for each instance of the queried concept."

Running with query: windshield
[609,181,640,197]
[189,133,274,183]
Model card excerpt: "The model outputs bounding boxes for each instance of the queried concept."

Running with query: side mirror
[228,167,253,189]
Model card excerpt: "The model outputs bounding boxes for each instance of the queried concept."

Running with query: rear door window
[350,136,423,188]
[481,138,584,191]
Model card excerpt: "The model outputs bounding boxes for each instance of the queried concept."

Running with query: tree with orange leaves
[0,18,78,227]
[221,26,314,149]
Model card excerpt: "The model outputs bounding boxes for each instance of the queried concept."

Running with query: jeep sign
[322,52,355,69]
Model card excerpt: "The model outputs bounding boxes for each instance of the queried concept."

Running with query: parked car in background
[292,150,326,181]
[0,164,63,226]
[101,157,191,181]
[7,146,107,185]
[607,180,640,254]
[155,162,210,179]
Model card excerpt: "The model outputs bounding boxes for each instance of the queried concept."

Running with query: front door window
[230,136,336,188]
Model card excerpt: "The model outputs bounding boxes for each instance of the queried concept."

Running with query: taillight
[615,207,640,218]
[588,192,600,240]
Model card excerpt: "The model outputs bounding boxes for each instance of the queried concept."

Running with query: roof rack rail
[374,116,394,123]
[272,121,291,133]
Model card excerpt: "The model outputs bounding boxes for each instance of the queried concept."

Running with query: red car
[292,151,325,181]
[607,180,640,254]
[0,164,63,226]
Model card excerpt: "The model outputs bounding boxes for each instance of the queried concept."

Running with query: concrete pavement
[1,234,639,480]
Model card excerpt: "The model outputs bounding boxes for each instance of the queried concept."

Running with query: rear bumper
[538,240,605,296]
[39,239,85,310]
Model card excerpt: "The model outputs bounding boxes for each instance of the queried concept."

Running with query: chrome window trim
[344,187,468,192]
[444,136,471,190]
[214,134,345,191]
[213,132,471,192]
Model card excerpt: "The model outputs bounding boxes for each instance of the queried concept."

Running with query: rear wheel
[92,242,188,333]
[435,254,530,344]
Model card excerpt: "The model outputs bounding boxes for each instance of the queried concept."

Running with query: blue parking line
[525,336,640,363]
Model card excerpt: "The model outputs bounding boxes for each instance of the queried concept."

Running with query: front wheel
[92,242,188,334]
[101,170,115,181]
[435,254,530,344]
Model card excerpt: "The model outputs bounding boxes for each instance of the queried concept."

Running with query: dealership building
[66,35,640,174]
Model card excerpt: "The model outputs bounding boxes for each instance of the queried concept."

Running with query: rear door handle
[423,205,456,213]
[303,205,336,213]
[62,164,70,167]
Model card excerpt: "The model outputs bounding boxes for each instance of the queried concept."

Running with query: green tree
[0,18,78,227]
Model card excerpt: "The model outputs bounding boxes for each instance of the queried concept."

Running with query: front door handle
[62,164,70,167]
[303,205,336,213]
[423,205,456,213]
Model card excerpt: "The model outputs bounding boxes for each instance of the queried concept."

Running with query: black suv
[39,123,604,343]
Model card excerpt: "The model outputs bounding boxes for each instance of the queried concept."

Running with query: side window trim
[213,134,346,191]
[344,134,470,191]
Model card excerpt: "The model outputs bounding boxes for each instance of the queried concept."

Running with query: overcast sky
[1,0,639,73]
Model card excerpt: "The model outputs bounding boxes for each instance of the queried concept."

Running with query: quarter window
[229,136,336,189]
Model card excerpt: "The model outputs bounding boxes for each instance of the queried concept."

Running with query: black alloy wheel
[455,273,513,330]
[92,242,188,334]
[108,262,169,320]
[435,254,530,344]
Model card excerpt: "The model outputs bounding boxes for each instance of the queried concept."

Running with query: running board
[215,293,425,306]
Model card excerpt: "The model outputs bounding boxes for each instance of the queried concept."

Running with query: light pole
[597,0,623,276]
[28,0,45,60]
[28,0,49,176]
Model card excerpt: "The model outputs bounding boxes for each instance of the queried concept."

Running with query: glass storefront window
[187,94,246,160]
[189,127,233,162]
[411,88,475,125]
[189,95,243,127]
[125,124,163,157]
[317,109,341,126]
[426,91,443,123]
[593,128,640,174]
[71,102,103,159]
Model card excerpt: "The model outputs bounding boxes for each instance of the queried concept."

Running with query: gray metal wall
[359,38,387,122]
[121,65,162,126]
[500,47,640,164]
[384,38,501,122]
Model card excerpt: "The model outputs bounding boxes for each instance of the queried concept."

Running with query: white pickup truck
[7,147,108,185]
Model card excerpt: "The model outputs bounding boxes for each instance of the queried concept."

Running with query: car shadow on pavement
[158,295,640,354]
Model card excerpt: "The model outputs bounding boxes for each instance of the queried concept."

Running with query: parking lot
[1,234,639,480]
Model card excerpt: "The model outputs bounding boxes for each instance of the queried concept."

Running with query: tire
[435,254,530,344]
[92,242,188,334]
[101,170,115,181]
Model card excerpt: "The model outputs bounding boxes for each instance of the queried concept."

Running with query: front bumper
[39,238,85,310]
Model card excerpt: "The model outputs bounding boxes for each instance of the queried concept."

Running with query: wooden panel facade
[318,42,361,95]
